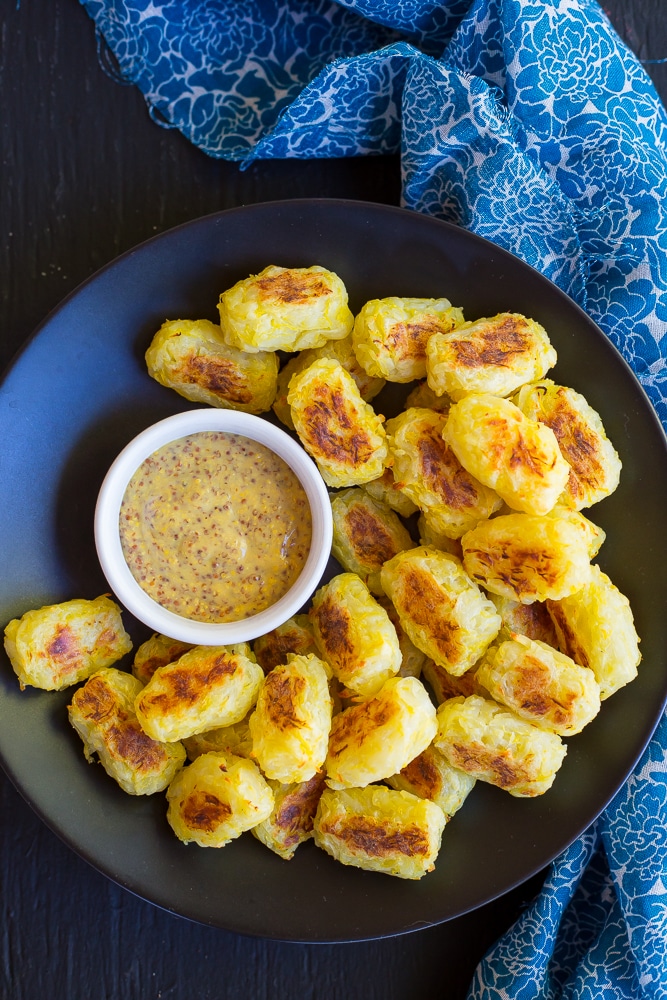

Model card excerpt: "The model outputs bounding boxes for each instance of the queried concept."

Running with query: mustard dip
[119,431,312,623]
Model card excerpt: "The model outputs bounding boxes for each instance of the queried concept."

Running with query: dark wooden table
[1,2,665,997]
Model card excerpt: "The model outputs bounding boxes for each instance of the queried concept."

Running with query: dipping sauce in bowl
[119,431,312,623]
[95,409,332,645]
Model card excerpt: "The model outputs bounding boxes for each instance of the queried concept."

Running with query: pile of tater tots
[3,264,641,880]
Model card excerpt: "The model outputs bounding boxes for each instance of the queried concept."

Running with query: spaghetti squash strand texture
[443,393,570,515]
[288,358,389,487]
[218,265,353,354]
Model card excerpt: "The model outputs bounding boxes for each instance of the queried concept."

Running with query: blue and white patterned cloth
[80,0,667,995]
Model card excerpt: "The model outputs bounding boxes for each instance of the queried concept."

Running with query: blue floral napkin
[80,0,667,994]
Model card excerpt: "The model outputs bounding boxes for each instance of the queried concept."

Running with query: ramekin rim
[94,408,332,645]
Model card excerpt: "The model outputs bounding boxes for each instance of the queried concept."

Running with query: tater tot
[352,296,465,383]
[134,644,264,742]
[252,772,326,860]
[363,469,419,517]
[435,695,567,797]
[68,668,186,795]
[513,380,622,510]
[386,407,502,538]
[330,488,415,595]
[475,635,601,736]
[132,633,193,686]
[4,595,132,692]
[324,676,438,789]
[380,546,501,676]
[252,614,317,674]
[144,318,279,413]
[272,336,385,429]
[488,593,560,647]
[426,312,556,400]
[314,785,446,879]
[547,564,641,700]
[182,715,253,762]
[376,594,427,679]
[405,380,453,413]
[461,512,592,604]
[249,654,333,783]
[416,513,463,558]
[288,358,389,487]
[421,658,483,704]
[218,265,354,353]
[166,750,274,847]
[443,393,570,515]
[310,573,401,697]
[386,743,476,819]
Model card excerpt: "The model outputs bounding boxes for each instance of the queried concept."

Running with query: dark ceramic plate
[1,200,666,942]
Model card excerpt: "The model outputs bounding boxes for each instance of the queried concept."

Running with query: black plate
[1,199,666,942]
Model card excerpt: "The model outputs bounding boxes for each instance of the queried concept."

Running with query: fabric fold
[246,41,414,159]
[80,0,402,159]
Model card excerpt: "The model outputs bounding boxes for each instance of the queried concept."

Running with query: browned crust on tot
[506,431,558,479]
[505,603,559,647]
[344,504,397,566]
[448,741,528,790]
[71,675,169,772]
[47,625,81,660]
[510,655,574,726]
[134,645,191,684]
[301,386,374,467]
[479,416,513,466]
[142,652,239,711]
[538,389,605,501]
[327,696,398,760]
[256,271,331,304]
[395,567,462,664]
[416,424,481,510]
[312,596,355,669]
[254,627,313,674]
[181,789,232,831]
[46,624,89,677]
[399,750,441,799]
[263,669,307,731]
[448,315,532,368]
[465,545,565,599]
[546,601,591,668]
[105,719,168,771]
[386,317,445,361]
[71,674,118,723]
[177,354,253,404]
[273,773,326,846]
[320,815,430,858]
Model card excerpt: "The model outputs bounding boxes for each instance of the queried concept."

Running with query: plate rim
[1,197,666,941]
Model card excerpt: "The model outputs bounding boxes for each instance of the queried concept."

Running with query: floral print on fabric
[598,716,667,997]
[332,0,471,55]
[80,0,402,158]
[467,713,667,999]
[441,0,667,422]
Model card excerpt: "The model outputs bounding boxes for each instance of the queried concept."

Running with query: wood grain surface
[1,2,665,998]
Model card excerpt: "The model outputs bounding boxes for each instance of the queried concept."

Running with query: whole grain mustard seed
[119,431,312,623]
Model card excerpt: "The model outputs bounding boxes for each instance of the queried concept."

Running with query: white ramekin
[94,409,332,645]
